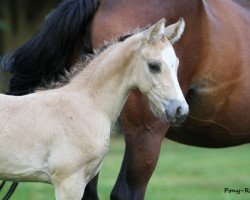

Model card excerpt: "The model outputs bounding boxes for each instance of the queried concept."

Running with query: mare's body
[93,0,250,146]
[91,1,250,199]
[3,0,250,199]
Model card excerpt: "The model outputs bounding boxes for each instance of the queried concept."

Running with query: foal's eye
[147,61,162,74]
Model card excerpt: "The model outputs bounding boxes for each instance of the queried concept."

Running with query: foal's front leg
[53,171,87,200]
[51,146,101,200]
[111,90,169,200]
[81,173,99,200]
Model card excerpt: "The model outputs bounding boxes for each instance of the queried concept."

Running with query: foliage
[0,21,10,31]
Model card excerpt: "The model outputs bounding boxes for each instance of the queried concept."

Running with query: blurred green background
[1,136,250,200]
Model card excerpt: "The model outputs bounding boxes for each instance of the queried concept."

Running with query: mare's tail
[0,182,18,200]
[3,0,99,95]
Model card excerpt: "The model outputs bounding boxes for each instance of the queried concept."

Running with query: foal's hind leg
[111,91,169,200]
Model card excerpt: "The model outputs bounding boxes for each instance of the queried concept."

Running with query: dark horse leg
[111,90,169,200]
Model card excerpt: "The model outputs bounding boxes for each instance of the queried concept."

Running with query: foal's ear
[164,18,185,44]
[143,18,166,42]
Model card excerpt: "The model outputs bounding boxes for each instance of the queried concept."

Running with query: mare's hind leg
[53,172,87,200]
[81,173,99,200]
[111,90,169,200]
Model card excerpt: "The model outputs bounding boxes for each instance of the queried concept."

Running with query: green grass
[1,136,250,200]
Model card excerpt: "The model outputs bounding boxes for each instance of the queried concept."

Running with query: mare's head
[128,18,189,125]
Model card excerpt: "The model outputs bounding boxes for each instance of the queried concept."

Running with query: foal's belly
[0,148,51,183]
[0,171,50,183]
[0,157,51,183]
[0,135,51,183]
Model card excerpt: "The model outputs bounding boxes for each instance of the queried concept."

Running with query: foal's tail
[3,0,100,95]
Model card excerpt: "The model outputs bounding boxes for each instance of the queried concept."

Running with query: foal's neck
[65,37,139,124]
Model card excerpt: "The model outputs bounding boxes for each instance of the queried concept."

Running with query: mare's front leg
[111,90,169,200]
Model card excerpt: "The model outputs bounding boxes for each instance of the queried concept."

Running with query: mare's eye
[148,61,162,74]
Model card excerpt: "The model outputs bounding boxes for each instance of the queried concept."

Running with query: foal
[0,19,188,200]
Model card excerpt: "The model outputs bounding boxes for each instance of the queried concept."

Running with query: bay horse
[2,0,250,199]
[0,19,187,200]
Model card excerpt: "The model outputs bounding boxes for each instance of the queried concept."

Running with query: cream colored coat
[0,18,188,200]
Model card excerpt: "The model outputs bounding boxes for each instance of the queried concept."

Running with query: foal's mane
[38,31,137,91]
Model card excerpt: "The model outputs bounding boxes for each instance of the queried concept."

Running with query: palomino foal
[0,18,188,200]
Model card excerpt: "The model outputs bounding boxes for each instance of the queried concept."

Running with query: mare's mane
[3,0,100,95]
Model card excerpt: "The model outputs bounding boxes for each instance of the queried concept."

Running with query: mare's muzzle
[164,100,189,125]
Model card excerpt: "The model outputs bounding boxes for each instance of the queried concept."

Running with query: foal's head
[128,18,189,125]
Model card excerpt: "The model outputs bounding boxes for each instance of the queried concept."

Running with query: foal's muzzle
[164,100,189,125]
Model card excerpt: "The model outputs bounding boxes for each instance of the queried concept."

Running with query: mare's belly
[167,83,250,147]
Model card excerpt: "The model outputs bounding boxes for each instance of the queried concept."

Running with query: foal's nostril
[176,106,182,117]
[164,101,188,125]
[175,106,186,124]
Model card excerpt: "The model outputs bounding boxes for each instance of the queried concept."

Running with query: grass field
[1,135,250,200]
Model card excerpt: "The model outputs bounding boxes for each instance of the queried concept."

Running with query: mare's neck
[65,37,138,124]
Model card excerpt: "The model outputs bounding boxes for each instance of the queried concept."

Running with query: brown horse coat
[92,0,250,147]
